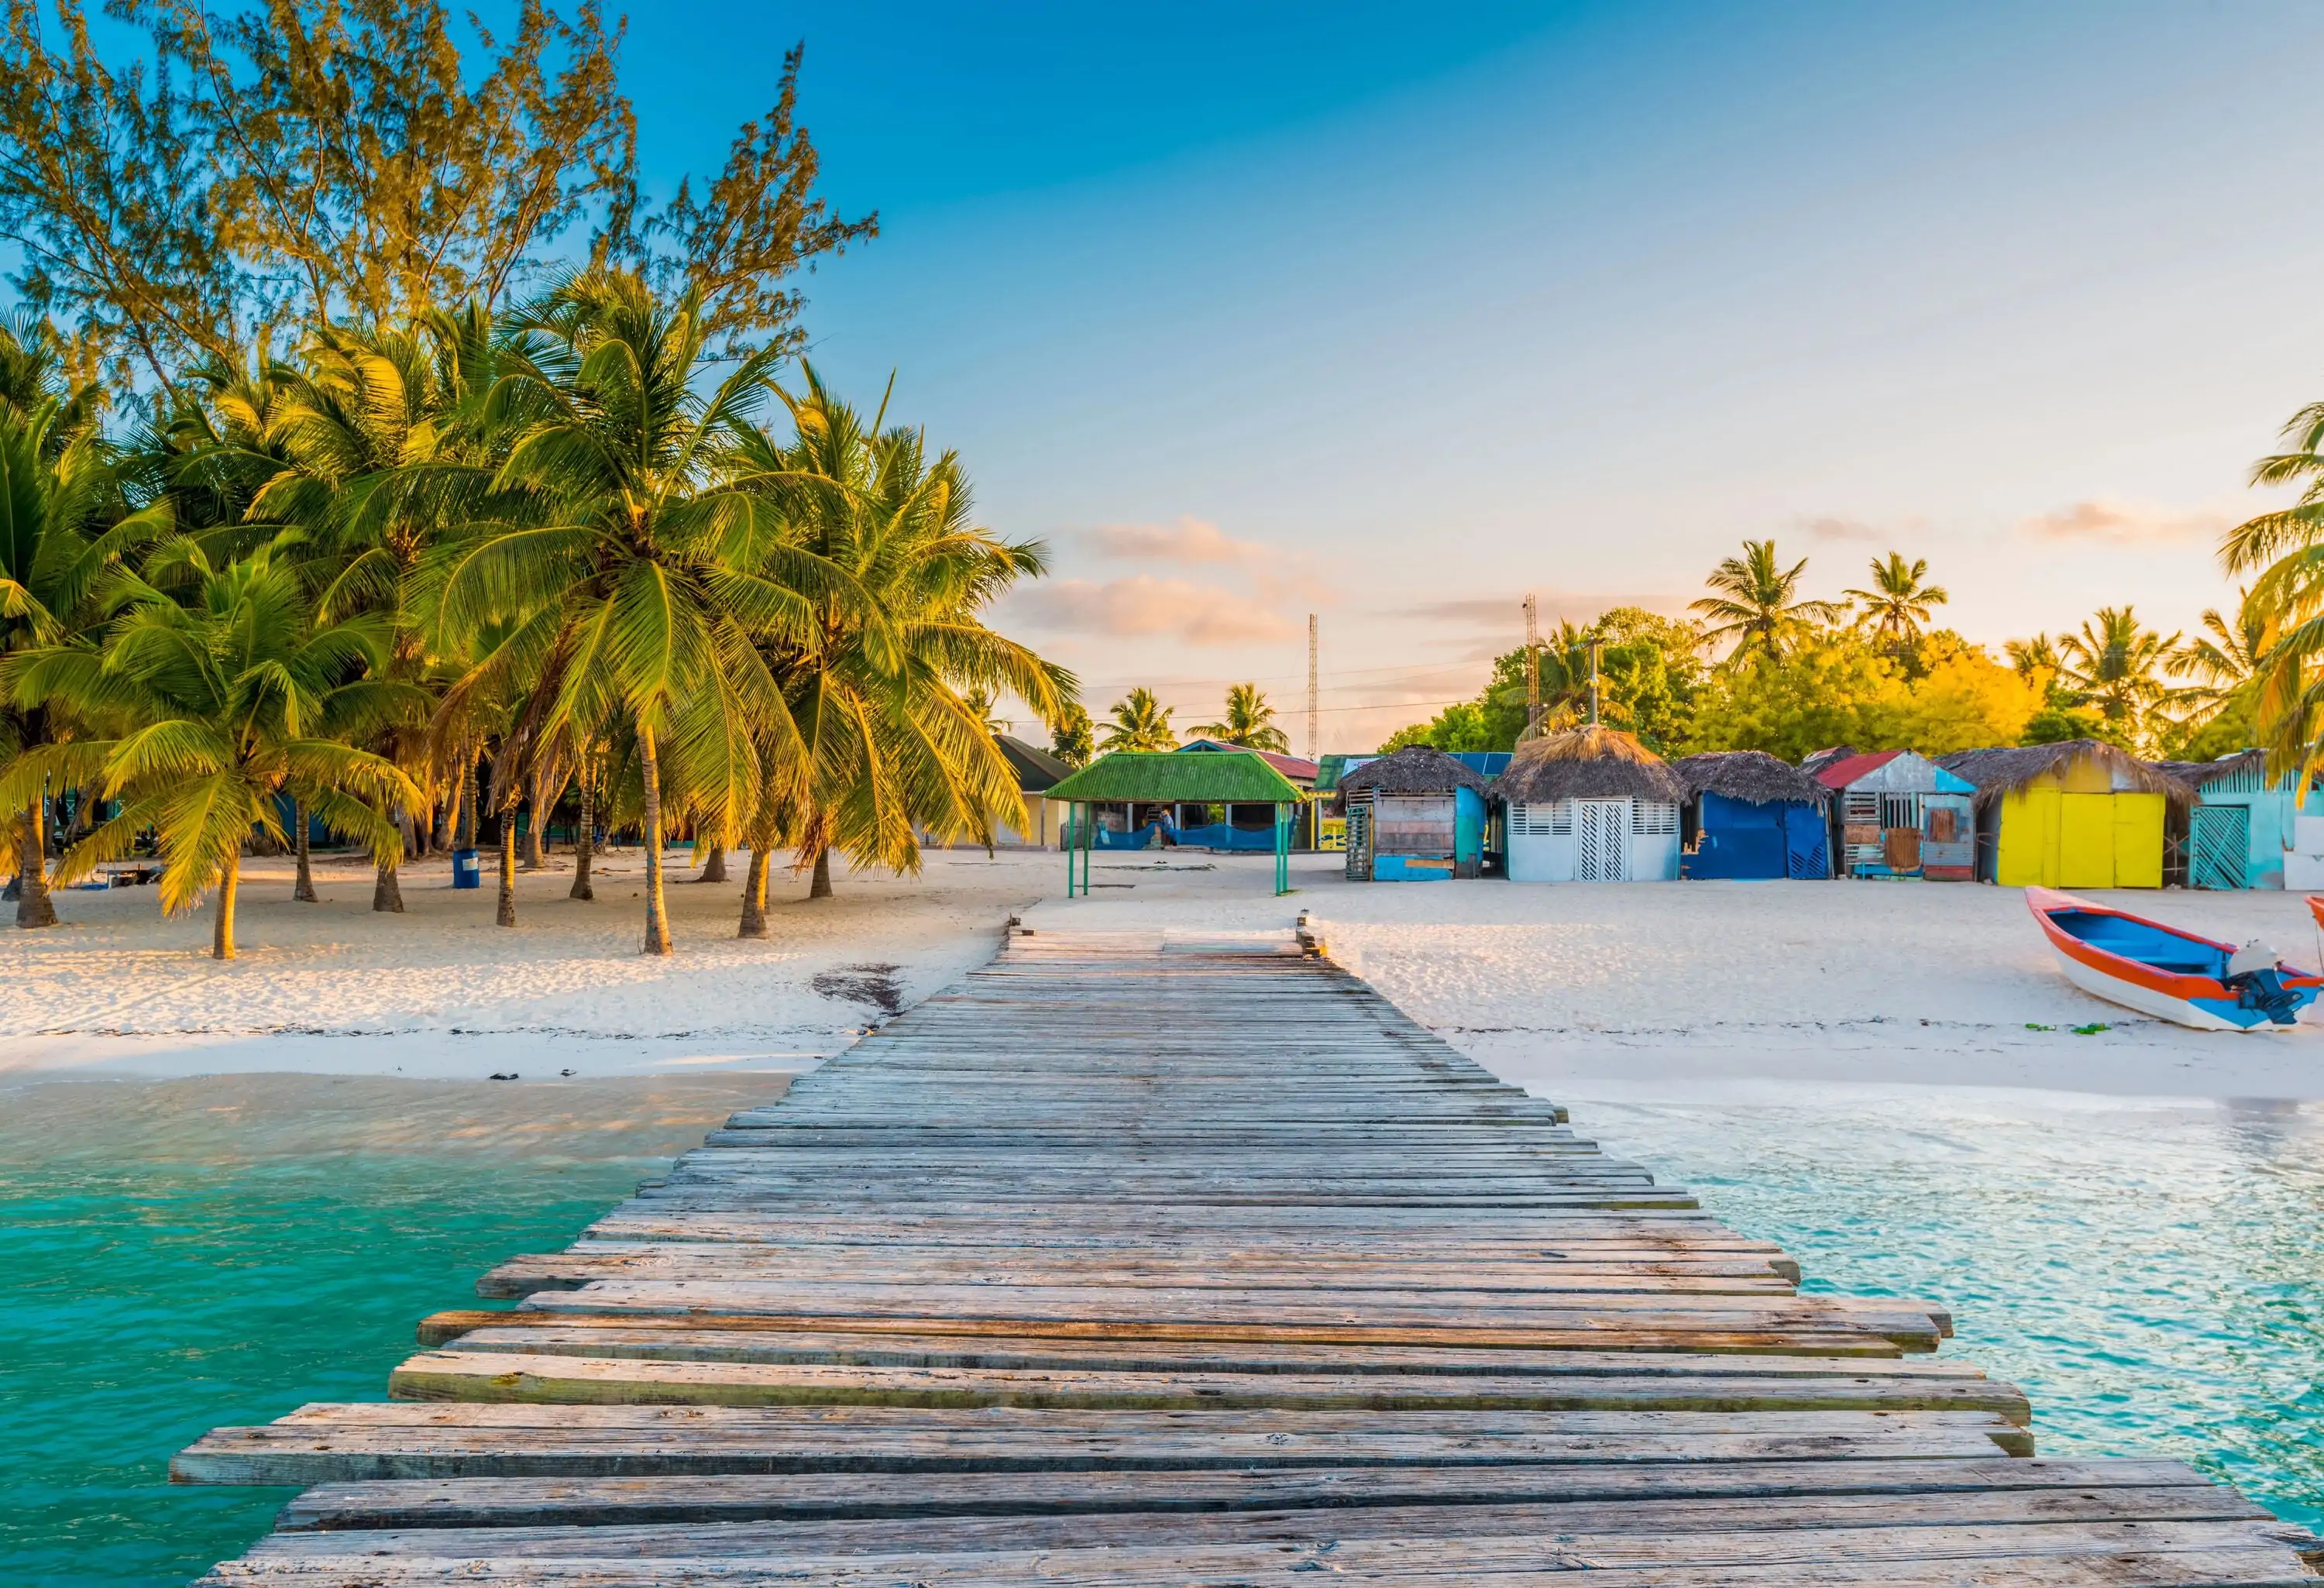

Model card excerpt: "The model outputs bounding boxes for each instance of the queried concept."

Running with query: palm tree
[431,273,854,954]
[0,393,169,927]
[2057,607,2180,745]
[1191,682,1288,751]
[2167,593,2271,732]
[1102,686,1176,751]
[2006,633,2060,686]
[0,541,422,957]
[731,372,1067,919]
[1689,540,1843,661]
[1844,553,1948,655]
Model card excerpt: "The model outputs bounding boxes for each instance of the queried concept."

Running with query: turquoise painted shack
[2161,750,2298,890]
[1339,746,1489,881]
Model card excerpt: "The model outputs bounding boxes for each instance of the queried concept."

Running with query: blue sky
[636,5,2324,743]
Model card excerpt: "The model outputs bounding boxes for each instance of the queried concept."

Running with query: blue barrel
[452,848,481,889]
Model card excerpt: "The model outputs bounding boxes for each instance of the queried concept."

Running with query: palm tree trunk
[809,844,833,899]
[211,848,240,961]
[520,768,549,870]
[293,800,318,902]
[638,725,672,955]
[696,842,727,884]
[497,806,518,927]
[739,847,768,937]
[373,860,405,913]
[15,799,57,929]
[569,772,595,901]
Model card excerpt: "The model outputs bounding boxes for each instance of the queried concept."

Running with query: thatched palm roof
[1486,726,1686,805]
[1338,745,1490,796]
[1673,751,1830,807]
[1936,740,2188,809]
[2155,749,2273,789]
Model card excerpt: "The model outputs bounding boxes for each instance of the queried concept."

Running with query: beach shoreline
[10,848,2324,1097]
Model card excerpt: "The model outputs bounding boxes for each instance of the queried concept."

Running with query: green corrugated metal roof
[1046,751,1305,804]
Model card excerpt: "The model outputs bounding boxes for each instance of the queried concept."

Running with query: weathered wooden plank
[191,1545,2324,1586]
[430,1325,1984,1380]
[273,1457,2212,1531]
[383,1352,2033,1420]
[172,1406,2037,1484]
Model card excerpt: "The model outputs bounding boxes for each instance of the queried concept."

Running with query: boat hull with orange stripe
[2027,886,2322,1031]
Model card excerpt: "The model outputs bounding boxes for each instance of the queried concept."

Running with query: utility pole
[1307,614,1318,761]
[1589,638,1603,726]
[1522,593,1542,740]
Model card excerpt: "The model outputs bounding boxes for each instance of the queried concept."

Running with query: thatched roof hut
[1487,726,1686,806]
[1937,740,2188,809]
[2155,748,2272,790]
[1673,751,1831,808]
[1339,745,1490,795]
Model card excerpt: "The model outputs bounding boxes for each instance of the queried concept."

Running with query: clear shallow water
[1561,1080,2324,1529]
[5,1079,2322,1584]
[0,1140,658,1586]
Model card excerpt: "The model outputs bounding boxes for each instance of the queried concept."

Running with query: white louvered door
[1576,799,1630,882]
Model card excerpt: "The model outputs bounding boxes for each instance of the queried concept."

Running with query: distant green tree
[1101,687,1176,752]
[1050,701,1094,767]
[1192,682,1288,751]
[2057,607,2180,751]
[1686,633,1897,762]
[1690,540,1844,662]
[1844,552,1948,666]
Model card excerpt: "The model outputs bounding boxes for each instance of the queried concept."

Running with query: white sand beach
[9,845,2324,1097]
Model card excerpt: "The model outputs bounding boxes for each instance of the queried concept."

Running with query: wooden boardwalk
[179,927,2323,1584]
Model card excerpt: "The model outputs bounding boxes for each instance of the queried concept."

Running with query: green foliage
[1050,701,1094,768]
[0,540,423,950]
[1102,686,1176,752]
[1191,682,1287,752]
[1690,539,1843,661]
[1379,608,1706,754]
[2021,705,2133,748]
[1688,633,1899,762]
[0,1,873,387]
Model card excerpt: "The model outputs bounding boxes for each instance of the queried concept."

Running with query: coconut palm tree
[1690,540,1843,662]
[2057,607,2180,746]
[1102,687,1176,751]
[0,394,170,927]
[1844,553,1948,656]
[2006,633,2061,686]
[2168,594,2270,731]
[0,540,422,957]
[429,273,844,954]
[730,372,1068,919]
[1191,682,1288,751]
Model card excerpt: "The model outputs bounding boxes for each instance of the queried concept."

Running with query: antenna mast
[1306,614,1318,761]
[1522,593,1542,739]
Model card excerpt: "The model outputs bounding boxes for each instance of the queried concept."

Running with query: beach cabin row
[1336,733,2321,891]
[1800,748,1976,881]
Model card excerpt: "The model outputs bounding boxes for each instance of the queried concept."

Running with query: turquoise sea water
[3,1078,2320,1583]
[1564,1081,2324,1531]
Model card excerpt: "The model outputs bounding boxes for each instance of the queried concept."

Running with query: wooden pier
[178,928,2322,1583]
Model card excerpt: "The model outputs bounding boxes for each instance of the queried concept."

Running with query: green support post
[1274,803,1291,895]
[1067,801,1094,897]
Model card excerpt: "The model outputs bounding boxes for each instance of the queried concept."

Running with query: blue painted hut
[1673,752,1831,880]
[2161,750,2299,890]
[1339,746,1489,881]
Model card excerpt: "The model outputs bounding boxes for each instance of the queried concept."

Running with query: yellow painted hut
[1937,741,2184,889]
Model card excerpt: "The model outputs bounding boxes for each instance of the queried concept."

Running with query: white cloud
[1092,517,1267,565]
[2017,497,2229,545]
[1015,575,1302,646]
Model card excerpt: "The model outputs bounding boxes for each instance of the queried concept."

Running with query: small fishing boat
[2026,887,2322,1030]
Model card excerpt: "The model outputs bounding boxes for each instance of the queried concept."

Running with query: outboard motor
[2225,940,2305,1025]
